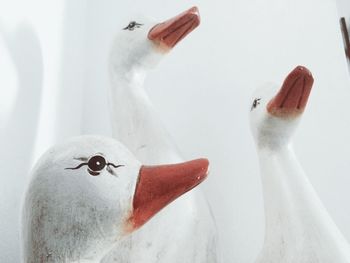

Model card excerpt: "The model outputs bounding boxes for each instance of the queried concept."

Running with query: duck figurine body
[103,7,219,263]
[21,135,209,263]
[250,66,350,263]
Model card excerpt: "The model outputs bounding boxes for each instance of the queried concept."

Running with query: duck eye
[65,155,124,177]
[123,21,143,31]
[251,98,261,111]
[88,155,106,172]
[129,21,136,28]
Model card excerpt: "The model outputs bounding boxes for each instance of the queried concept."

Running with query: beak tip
[194,158,210,183]
[148,6,201,49]
[293,65,314,81]
[189,6,201,24]
[189,6,199,12]
[268,65,314,117]
[189,6,200,16]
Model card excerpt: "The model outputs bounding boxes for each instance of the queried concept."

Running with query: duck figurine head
[249,66,314,149]
[21,136,209,262]
[110,6,200,76]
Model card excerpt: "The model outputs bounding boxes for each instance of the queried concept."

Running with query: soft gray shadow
[54,0,89,140]
[0,23,43,262]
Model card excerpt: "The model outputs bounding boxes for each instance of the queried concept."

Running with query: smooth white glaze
[103,14,219,263]
[250,81,350,263]
[22,136,140,263]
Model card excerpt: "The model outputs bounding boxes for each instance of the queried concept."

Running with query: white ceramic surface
[250,67,350,263]
[103,9,219,263]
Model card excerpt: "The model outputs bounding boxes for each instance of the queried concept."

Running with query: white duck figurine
[250,66,350,263]
[21,135,209,263]
[103,6,219,263]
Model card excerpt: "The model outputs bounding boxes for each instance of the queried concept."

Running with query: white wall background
[1,0,350,262]
[337,0,350,22]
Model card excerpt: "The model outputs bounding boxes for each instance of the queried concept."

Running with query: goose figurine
[250,66,350,262]
[21,135,209,263]
[103,6,219,263]
[108,6,201,164]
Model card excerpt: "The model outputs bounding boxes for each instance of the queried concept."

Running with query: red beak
[267,66,314,118]
[148,6,200,50]
[126,158,209,231]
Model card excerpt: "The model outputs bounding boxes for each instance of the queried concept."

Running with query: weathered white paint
[102,14,219,263]
[21,136,141,262]
[250,76,350,262]
[2,1,350,262]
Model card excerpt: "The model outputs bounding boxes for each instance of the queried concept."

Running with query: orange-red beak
[267,66,314,118]
[126,158,209,231]
[148,6,200,51]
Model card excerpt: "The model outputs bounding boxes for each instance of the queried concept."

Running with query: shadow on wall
[0,23,43,262]
[54,0,86,140]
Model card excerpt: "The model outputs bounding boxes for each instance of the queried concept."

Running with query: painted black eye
[65,154,124,177]
[88,155,106,172]
[251,98,261,111]
[123,21,143,31]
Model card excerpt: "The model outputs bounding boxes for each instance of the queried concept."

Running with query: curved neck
[257,146,350,262]
[258,146,318,228]
[109,68,182,164]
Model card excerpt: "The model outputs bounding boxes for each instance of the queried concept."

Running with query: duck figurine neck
[109,7,201,164]
[104,7,219,263]
[250,66,350,263]
[110,69,180,164]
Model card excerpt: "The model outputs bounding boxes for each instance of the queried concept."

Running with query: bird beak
[148,6,200,51]
[126,158,209,231]
[267,65,314,118]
